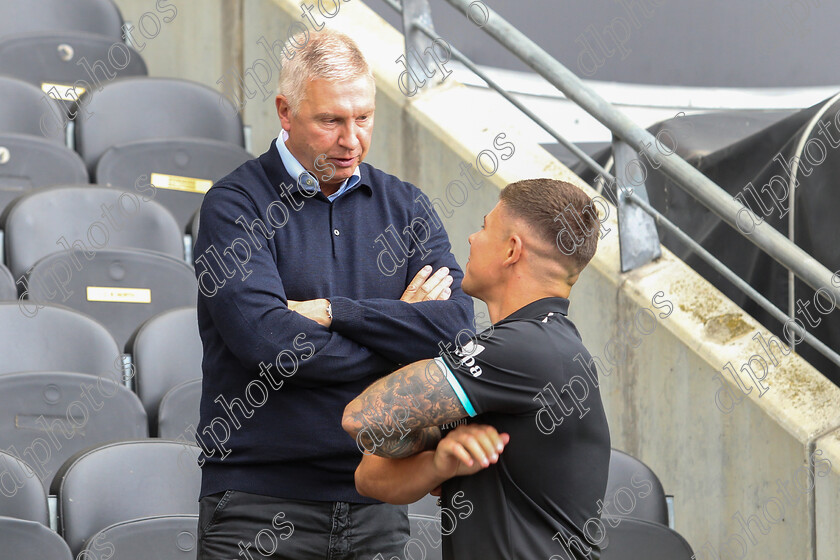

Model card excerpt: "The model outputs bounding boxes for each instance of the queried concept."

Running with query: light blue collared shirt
[275,130,361,202]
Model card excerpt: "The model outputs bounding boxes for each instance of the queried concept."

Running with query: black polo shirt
[435,297,611,560]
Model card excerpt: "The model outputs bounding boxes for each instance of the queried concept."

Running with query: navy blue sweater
[193,140,474,502]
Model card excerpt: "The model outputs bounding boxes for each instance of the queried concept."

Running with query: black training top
[436,297,611,560]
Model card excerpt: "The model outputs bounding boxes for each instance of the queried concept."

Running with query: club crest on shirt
[453,340,485,377]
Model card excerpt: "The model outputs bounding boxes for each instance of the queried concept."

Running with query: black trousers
[197,490,410,560]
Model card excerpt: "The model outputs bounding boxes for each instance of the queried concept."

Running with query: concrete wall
[114,0,840,557]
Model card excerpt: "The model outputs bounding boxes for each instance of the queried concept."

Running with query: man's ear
[503,234,523,267]
[276,95,292,131]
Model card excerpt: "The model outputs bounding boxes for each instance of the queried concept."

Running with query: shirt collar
[275,130,361,201]
[500,297,570,324]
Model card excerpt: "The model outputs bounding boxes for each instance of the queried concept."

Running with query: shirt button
[333,229,340,236]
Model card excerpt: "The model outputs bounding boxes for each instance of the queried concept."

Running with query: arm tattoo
[345,359,468,459]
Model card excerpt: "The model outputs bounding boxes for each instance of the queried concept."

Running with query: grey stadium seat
[0,0,124,41]
[0,263,15,300]
[2,184,183,279]
[605,449,669,526]
[0,371,147,487]
[0,451,49,525]
[80,515,199,559]
[0,76,66,144]
[0,134,88,218]
[74,77,245,177]
[51,440,201,556]
[599,517,694,560]
[408,514,443,560]
[189,207,200,238]
[0,517,72,560]
[97,138,250,230]
[0,302,120,375]
[127,307,202,431]
[408,494,442,560]
[26,248,198,349]
[0,32,147,117]
[157,379,202,440]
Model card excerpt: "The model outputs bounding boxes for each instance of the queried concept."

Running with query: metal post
[614,139,661,272]
[400,0,442,97]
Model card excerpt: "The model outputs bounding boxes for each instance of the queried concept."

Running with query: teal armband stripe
[434,357,477,417]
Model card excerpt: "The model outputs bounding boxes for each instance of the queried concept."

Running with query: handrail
[385,0,840,369]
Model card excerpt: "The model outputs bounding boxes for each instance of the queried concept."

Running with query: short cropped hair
[499,178,600,272]
[277,29,374,113]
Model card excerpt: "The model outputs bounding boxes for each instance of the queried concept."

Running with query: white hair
[277,29,374,113]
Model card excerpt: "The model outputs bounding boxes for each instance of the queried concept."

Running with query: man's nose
[338,123,361,150]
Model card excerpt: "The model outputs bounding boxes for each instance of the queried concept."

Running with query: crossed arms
[341,358,509,504]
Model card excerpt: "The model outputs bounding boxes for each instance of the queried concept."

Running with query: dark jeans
[197,490,410,560]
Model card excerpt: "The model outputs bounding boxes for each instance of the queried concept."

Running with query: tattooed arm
[342,359,467,459]
[343,359,508,504]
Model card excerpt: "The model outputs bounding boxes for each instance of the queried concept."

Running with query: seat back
[75,77,244,175]
[0,517,73,560]
[189,207,200,238]
[408,514,443,560]
[158,379,202,440]
[96,138,251,228]
[599,517,694,560]
[0,0,124,41]
[0,302,120,375]
[605,449,669,525]
[128,307,202,429]
[0,451,49,525]
[0,76,66,144]
[0,134,89,218]
[3,184,183,279]
[0,371,148,487]
[0,263,15,300]
[52,440,201,555]
[27,249,197,349]
[0,32,147,117]
[81,515,199,559]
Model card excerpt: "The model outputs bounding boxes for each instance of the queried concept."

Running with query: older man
[343,179,612,560]
[193,30,473,559]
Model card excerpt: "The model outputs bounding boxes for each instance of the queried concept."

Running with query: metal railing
[386,0,840,369]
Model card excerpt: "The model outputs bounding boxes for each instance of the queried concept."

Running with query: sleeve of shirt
[195,185,395,388]
[328,191,474,364]
[435,323,545,416]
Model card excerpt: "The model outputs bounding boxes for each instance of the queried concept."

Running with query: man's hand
[287,298,331,328]
[401,265,453,303]
[432,424,509,480]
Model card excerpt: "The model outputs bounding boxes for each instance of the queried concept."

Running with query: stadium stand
[127,307,202,431]
[605,449,669,526]
[0,134,89,217]
[74,77,245,178]
[51,439,201,555]
[2,184,183,279]
[26,248,197,348]
[0,517,73,560]
[0,262,15,300]
[157,379,201,440]
[97,137,251,231]
[80,515,200,559]
[600,517,695,559]
[0,0,124,41]
[0,76,66,144]
[0,302,120,375]
[0,32,147,117]
[0,450,49,525]
[0,371,148,487]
